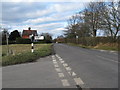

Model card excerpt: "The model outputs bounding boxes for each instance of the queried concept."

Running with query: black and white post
[31,34,34,53]
[31,42,34,53]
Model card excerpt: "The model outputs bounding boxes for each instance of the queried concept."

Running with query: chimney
[28,27,31,30]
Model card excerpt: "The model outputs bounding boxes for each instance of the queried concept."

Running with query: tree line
[1,29,53,45]
[64,1,120,41]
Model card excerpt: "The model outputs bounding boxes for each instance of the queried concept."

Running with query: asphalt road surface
[2,43,118,89]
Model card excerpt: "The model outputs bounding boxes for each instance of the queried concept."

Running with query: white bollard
[31,43,34,53]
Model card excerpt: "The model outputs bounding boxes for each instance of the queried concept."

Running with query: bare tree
[83,2,105,37]
[101,1,120,39]
[65,14,79,38]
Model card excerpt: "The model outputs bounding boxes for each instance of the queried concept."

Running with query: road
[2,43,118,89]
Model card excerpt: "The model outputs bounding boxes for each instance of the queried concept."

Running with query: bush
[66,37,118,46]
[16,38,31,44]
[34,40,46,44]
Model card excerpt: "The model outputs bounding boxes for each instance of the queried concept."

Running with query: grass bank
[67,43,118,51]
[2,44,52,66]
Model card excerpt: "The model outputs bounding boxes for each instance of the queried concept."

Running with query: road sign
[34,36,44,40]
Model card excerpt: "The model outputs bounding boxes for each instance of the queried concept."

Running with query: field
[2,44,50,56]
[1,44,52,66]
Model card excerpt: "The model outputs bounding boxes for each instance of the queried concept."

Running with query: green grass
[93,43,118,51]
[67,43,118,51]
[2,44,50,56]
[2,44,52,66]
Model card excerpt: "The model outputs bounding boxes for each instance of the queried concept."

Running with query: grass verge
[67,43,118,51]
[2,44,52,66]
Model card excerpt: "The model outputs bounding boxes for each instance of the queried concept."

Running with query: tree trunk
[93,29,97,37]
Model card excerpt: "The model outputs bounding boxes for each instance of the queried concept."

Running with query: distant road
[2,43,118,89]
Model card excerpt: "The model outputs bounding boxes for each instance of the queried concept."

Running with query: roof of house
[22,27,38,36]
[22,30,37,36]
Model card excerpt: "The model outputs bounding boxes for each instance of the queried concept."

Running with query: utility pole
[4,29,9,56]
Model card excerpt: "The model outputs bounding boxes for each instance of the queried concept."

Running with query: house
[56,35,65,43]
[22,27,38,39]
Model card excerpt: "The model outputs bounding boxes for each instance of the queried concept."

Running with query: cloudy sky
[1,1,91,38]
[2,0,108,38]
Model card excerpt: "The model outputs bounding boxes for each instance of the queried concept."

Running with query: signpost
[30,35,44,53]
[34,36,44,40]
[31,34,34,53]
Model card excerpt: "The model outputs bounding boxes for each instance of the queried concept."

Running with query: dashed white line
[61,79,70,86]
[63,63,68,67]
[60,61,65,63]
[58,57,61,59]
[59,58,63,61]
[55,68,61,72]
[52,56,55,59]
[72,72,77,76]
[52,55,55,58]
[110,51,116,53]
[100,50,106,52]
[53,59,56,62]
[68,72,76,76]
[54,54,85,88]
[55,54,59,57]
[65,67,72,71]
[74,77,84,85]
[58,73,64,78]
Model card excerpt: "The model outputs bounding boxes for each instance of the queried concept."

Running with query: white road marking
[55,54,62,59]
[55,68,61,72]
[52,55,55,58]
[53,59,56,62]
[100,50,106,52]
[61,79,70,86]
[68,72,76,76]
[59,58,63,61]
[72,72,76,76]
[55,54,59,57]
[66,67,72,71]
[58,73,64,78]
[58,57,61,59]
[97,55,118,63]
[63,63,68,67]
[54,54,86,87]
[110,51,116,53]
[52,56,55,59]
[74,78,84,85]
[61,61,65,63]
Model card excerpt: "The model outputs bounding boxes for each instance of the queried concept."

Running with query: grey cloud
[2,2,49,23]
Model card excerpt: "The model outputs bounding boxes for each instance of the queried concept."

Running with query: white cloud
[2,2,87,38]
[50,3,84,13]
[25,8,53,18]
[1,0,89,2]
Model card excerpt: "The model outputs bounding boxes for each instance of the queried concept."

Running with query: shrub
[66,37,118,46]
[16,38,31,44]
